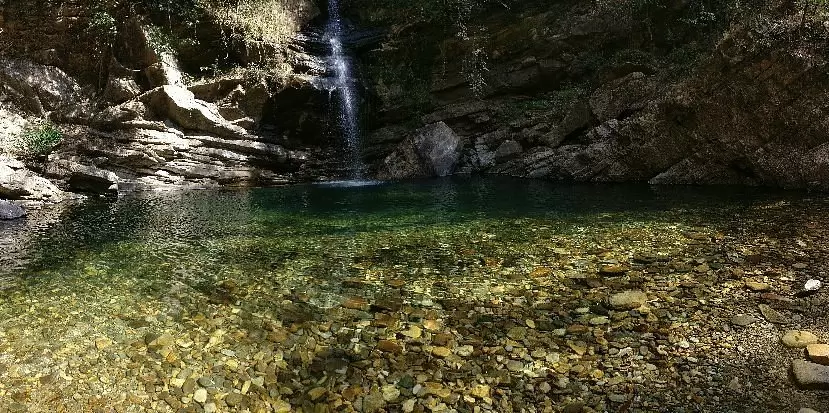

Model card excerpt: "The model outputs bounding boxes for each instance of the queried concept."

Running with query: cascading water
[323,0,365,179]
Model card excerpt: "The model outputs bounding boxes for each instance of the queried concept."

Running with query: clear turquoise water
[2,177,788,301]
[0,177,822,411]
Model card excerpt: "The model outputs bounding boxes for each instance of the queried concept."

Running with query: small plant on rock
[17,122,63,159]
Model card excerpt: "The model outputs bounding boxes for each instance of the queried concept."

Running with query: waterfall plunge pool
[0,176,827,411]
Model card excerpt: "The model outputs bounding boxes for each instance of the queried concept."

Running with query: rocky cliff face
[355,0,829,189]
[0,0,347,201]
[1,0,829,202]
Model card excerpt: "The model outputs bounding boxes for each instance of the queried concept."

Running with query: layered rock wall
[0,0,339,201]
[357,0,829,189]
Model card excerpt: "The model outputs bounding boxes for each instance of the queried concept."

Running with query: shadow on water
[0,175,807,301]
[257,176,795,221]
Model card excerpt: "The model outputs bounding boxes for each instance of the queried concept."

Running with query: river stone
[506,360,524,371]
[342,296,369,310]
[782,331,820,348]
[807,343,829,365]
[193,388,207,404]
[608,290,648,310]
[224,393,243,407]
[432,346,451,358]
[791,360,829,389]
[308,387,326,401]
[401,325,422,339]
[455,345,474,357]
[381,384,400,401]
[0,200,25,220]
[272,400,292,413]
[731,314,759,327]
[745,281,770,291]
[470,384,490,398]
[377,340,402,354]
[758,304,787,324]
[507,326,527,340]
[362,391,386,413]
[423,319,441,331]
[599,264,628,276]
[804,279,822,292]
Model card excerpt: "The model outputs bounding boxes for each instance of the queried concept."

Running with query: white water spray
[324,0,364,179]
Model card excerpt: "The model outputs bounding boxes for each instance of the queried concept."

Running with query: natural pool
[0,177,827,412]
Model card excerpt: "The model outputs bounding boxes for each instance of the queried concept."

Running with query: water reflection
[0,177,802,289]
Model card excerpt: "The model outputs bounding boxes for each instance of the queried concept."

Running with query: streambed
[0,177,827,412]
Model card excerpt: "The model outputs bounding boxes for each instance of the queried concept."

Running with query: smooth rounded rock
[731,314,758,327]
[193,388,207,404]
[782,331,820,348]
[608,290,648,310]
[804,279,822,292]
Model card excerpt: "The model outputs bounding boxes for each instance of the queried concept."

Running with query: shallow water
[0,177,827,412]
[0,177,788,299]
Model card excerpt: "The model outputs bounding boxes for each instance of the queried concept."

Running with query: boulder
[415,122,463,176]
[377,122,463,180]
[0,200,26,220]
[0,163,64,201]
[45,158,119,195]
[92,100,151,127]
[189,76,246,103]
[0,58,81,116]
[555,100,595,142]
[0,105,30,150]
[141,85,250,140]
[102,58,142,104]
[807,343,829,365]
[103,76,142,104]
[190,77,270,127]
[782,330,820,348]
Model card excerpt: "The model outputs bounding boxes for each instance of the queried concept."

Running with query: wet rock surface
[0,182,827,411]
[0,200,25,220]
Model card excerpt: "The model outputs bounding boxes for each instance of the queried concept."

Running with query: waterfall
[324,0,364,179]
